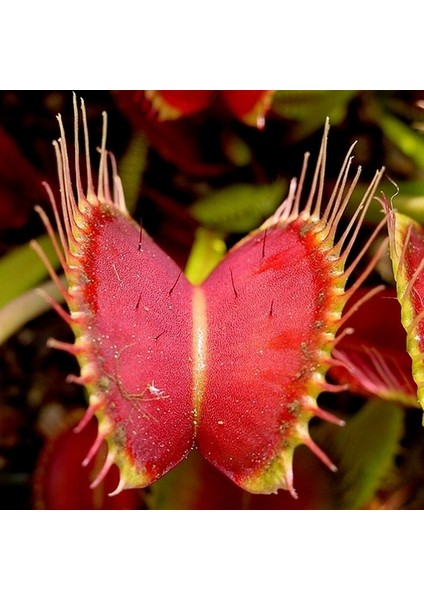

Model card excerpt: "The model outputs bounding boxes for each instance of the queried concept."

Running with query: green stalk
[0,235,60,309]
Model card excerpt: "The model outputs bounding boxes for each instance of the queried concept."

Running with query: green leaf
[388,181,424,224]
[0,235,60,309]
[118,133,148,215]
[184,227,227,285]
[221,132,252,167]
[337,179,424,225]
[0,279,64,345]
[190,180,287,233]
[324,401,404,509]
[378,112,424,171]
[272,90,357,139]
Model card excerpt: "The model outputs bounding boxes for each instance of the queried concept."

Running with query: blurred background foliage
[1,90,424,510]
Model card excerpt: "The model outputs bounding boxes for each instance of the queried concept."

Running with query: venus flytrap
[32,96,388,499]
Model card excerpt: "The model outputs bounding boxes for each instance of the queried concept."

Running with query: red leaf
[330,288,418,406]
[33,411,143,510]
[147,90,214,119]
[221,90,274,127]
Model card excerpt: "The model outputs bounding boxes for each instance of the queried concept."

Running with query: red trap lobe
[197,223,336,492]
[80,206,195,488]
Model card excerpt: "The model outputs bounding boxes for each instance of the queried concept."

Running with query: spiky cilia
[32,96,387,497]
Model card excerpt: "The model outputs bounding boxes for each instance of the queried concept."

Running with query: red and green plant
[1,90,424,509]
